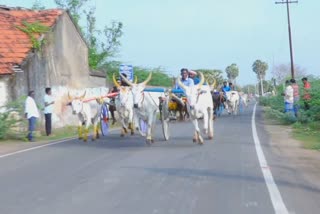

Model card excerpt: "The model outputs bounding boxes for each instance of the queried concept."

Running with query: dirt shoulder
[265,122,320,187]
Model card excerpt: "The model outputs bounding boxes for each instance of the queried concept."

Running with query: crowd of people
[24,87,55,142]
[282,77,311,117]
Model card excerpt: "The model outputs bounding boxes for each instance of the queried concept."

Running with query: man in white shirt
[283,80,294,113]
[25,91,40,141]
[44,87,55,136]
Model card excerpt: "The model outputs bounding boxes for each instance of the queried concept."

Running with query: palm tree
[225,63,239,85]
[252,60,268,95]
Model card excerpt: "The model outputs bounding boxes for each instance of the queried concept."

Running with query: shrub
[0,96,26,140]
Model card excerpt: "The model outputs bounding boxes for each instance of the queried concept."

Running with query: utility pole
[275,0,298,79]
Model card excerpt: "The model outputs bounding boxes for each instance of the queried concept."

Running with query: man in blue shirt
[221,81,231,92]
[175,68,194,89]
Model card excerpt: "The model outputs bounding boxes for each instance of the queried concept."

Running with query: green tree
[242,84,256,94]
[252,59,268,95]
[104,63,172,87]
[31,0,46,10]
[54,1,124,70]
[195,69,224,88]
[103,21,123,58]
[54,0,89,27]
[225,63,239,84]
[252,59,268,80]
[84,7,123,69]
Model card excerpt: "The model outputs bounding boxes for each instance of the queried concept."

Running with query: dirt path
[265,123,320,188]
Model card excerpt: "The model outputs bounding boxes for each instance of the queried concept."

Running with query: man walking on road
[25,91,40,141]
[44,87,55,136]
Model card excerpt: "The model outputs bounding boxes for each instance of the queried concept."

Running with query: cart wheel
[161,100,170,141]
[100,104,109,136]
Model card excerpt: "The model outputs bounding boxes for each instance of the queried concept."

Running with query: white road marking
[252,103,289,214]
[0,128,120,159]
[0,138,75,159]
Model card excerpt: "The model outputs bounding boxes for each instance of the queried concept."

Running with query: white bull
[121,72,163,145]
[225,91,240,115]
[177,72,214,144]
[68,91,102,142]
[112,74,135,136]
[239,92,248,107]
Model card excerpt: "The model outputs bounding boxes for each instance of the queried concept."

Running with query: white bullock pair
[121,72,163,145]
[112,74,135,137]
[177,72,214,144]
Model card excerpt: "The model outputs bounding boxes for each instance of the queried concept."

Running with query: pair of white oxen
[69,72,215,145]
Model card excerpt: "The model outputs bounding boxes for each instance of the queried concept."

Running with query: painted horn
[212,79,217,89]
[177,76,187,91]
[141,72,152,86]
[113,73,121,88]
[198,72,205,88]
[81,90,86,99]
[120,73,134,86]
[68,91,72,100]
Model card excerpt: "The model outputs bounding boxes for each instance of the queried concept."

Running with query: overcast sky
[3,0,320,85]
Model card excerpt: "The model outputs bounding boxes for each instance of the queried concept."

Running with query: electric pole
[275,0,298,79]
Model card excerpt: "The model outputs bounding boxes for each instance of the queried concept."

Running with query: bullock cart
[143,88,185,141]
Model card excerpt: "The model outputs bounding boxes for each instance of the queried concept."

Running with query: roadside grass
[292,122,320,150]
[0,122,121,144]
[264,107,320,150]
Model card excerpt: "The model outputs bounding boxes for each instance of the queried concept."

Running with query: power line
[275,0,298,79]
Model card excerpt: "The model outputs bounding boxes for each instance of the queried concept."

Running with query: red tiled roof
[0,6,63,75]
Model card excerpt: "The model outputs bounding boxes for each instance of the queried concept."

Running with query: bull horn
[141,72,152,86]
[212,79,217,89]
[198,72,205,88]
[68,91,72,101]
[120,73,133,86]
[113,73,121,88]
[81,90,86,99]
[177,76,187,91]
[134,75,138,84]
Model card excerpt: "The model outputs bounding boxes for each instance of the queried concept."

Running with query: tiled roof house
[0,6,63,75]
[0,5,107,127]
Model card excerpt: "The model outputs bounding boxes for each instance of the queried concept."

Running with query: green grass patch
[292,122,320,150]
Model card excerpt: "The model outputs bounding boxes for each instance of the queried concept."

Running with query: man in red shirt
[301,77,311,110]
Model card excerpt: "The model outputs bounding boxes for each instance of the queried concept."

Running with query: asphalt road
[0,102,319,214]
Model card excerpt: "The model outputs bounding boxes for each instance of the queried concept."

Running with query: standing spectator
[188,70,200,85]
[44,87,55,136]
[282,80,294,113]
[290,79,299,117]
[301,77,311,110]
[25,91,40,141]
[109,83,119,125]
